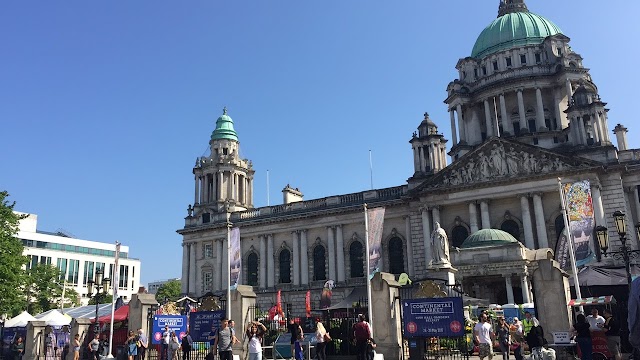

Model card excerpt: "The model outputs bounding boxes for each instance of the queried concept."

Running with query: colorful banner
[113,242,121,299]
[229,227,241,290]
[305,290,311,317]
[557,180,597,269]
[367,207,385,279]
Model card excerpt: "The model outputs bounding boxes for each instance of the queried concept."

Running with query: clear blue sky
[3,1,638,286]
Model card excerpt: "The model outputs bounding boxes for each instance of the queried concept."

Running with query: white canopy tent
[37,309,71,326]
[4,311,37,328]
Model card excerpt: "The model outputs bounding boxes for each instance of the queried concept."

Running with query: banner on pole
[367,207,385,280]
[557,180,597,269]
[113,242,121,299]
[276,290,283,317]
[229,227,241,290]
[305,290,311,317]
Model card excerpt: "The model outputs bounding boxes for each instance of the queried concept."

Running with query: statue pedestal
[427,263,458,286]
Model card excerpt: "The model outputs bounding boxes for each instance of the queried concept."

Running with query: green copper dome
[211,107,238,141]
[471,11,562,59]
[461,229,519,249]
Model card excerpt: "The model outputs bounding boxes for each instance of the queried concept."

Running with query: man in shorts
[213,318,237,360]
[474,313,494,360]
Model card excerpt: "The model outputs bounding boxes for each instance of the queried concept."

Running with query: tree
[62,288,81,308]
[88,294,113,305]
[24,264,71,314]
[0,191,28,316]
[156,279,182,302]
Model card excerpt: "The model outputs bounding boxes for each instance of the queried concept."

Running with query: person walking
[168,332,180,360]
[182,330,193,360]
[214,318,237,360]
[161,325,171,360]
[11,336,24,360]
[496,318,511,360]
[246,321,267,360]
[602,309,621,360]
[353,314,372,360]
[88,333,100,360]
[525,319,545,360]
[137,328,148,360]
[315,322,330,360]
[522,312,536,336]
[474,313,494,360]
[126,330,138,360]
[573,314,592,360]
[288,318,302,360]
[72,334,81,360]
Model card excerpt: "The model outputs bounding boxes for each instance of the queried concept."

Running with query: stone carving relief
[440,142,573,187]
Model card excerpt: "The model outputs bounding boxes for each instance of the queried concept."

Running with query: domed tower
[191,108,255,221]
[409,112,448,184]
[565,81,611,147]
[445,0,612,161]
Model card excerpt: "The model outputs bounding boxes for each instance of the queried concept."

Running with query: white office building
[17,212,141,305]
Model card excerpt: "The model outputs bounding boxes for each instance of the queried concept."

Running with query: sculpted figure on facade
[431,222,450,265]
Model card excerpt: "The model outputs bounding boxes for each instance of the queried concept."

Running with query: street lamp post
[87,269,111,333]
[595,210,640,293]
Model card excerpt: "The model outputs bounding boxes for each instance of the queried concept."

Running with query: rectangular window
[482,66,487,75]
[202,213,210,224]
[520,54,527,64]
[204,243,213,258]
[83,261,95,285]
[505,57,512,67]
[57,258,68,280]
[513,122,521,136]
[131,267,135,290]
[119,265,129,289]
[493,61,498,71]
[204,271,213,291]
[528,119,537,133]
[109,264,114,281]
[67,259,79,285]
[535,53,541,63]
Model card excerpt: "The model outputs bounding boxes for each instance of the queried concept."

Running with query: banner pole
[364,204,374,337]
[227,212,232,320]
[557,178,584,313]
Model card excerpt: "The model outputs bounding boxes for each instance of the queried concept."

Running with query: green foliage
[88,294,113,305]
[156,279,182,302]
[24,264,65,314]
[0,191,28,316]
[63,288,82,308]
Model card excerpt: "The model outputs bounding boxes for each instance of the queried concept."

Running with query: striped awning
[568,296,616,307]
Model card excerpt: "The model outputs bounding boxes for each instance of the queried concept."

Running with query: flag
[366,207,385,280]
[276,290,283,317]
[113,242,121,299]
[305,291,311,318]
[229,227,241,290]
[558,180,597,269]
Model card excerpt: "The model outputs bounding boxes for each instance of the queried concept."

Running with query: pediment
[414,138,599,192]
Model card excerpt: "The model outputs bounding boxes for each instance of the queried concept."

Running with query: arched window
[279,249,291,284]
[501,220,521,242]
[388,237,405,275]
[313,245,326,281]
[247,253,258,286]
[451,226,469,248]
[349,241,364,278]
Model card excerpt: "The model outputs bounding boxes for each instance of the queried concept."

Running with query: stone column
[292,231,300,286]
[182,244,189,294]
[267,234,275,287]
[505,275,515,304]
[189,243,197,294]
[517,89,526,128]
[300,230,309,285]
[566,79,573,99]
[633,186,640,228]
[469,202,479,233]
[336,225,346,282]
[592,184,606,227]
[412,147,420,172]
[484,99,494,137]
[25,320,47,360]
[521,274,532,303]
[222,237,229,291]
[500,94,512,135]
[421,208,432,267]
[194,174,200,204]
[432,206,441,226]
[520,195,535,249]
[405,216,414,276]
[457,104,466,142]
[578,117,588,144]
[535,88,546,131]
[218,171,224,201]
[419,147,426,172]
[449,109,458,145]
[216,239,223,290]
[327,227,336,281]
[259,235,267,288]
[202,174,209,203]
[480,201,491,229]
[591,117,601,143]
[248,178,254,206]
[532,193,549,249]
[594,112,607,143]
[428,144,434,171]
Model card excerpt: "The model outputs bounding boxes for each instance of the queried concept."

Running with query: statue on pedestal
[431,222,450,265]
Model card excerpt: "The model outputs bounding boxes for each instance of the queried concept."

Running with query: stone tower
[409,112,448,185]
[191,108,254,223]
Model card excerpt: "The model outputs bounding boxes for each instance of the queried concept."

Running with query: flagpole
[107,241,121,358]
[363,203,373,337]
[226,212,232,320]
[557,178,584,313]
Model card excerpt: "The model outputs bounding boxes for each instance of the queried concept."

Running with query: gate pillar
[230,285,257,359]
[25,320,47,360]
[128,293,160,338]
[531,252,572,342]
[66,318,92,360]
[371,272,402,360]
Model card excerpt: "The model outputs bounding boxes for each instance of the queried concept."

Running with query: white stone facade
[179,1,640,315]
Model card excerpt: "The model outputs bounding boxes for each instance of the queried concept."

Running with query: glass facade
[21,239,129,258]
[83,261,95,285]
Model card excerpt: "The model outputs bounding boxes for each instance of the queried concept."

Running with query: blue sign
[402,297,464,338]
[189,311,225,343]
[152,315,188,345]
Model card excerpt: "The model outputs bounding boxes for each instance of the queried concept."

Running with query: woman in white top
[315,322,330,360]
[246,321,268,360]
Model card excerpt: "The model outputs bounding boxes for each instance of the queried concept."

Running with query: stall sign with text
[152,315,187,344]
[402,297,464,338]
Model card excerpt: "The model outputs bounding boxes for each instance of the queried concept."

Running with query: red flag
[276,290,283,317]
[305,291,311,317]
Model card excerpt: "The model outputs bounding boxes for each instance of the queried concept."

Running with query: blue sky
[3,1,639,286]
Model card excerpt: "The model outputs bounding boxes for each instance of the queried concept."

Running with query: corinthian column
[484,99,494,137]
[182,244,189,294]
[480,201,491,229]
[421,208,432,267]
[517,89,526,128]
[405,216,414,276]
[469,203,479,233]
[532,193,549,248]
[216,239,223,290]
[457,104,466,143]
[500,94,512,135]
[189,243,197,294]
[535,88,546,131]
[267,234,275,287]
[259,235,267,288]
[336,225,345,282]
[300,230,309,285]
[450,110,458,145]
[292,231,300,286]
[327,227,336,281]
[520,195,535,249]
